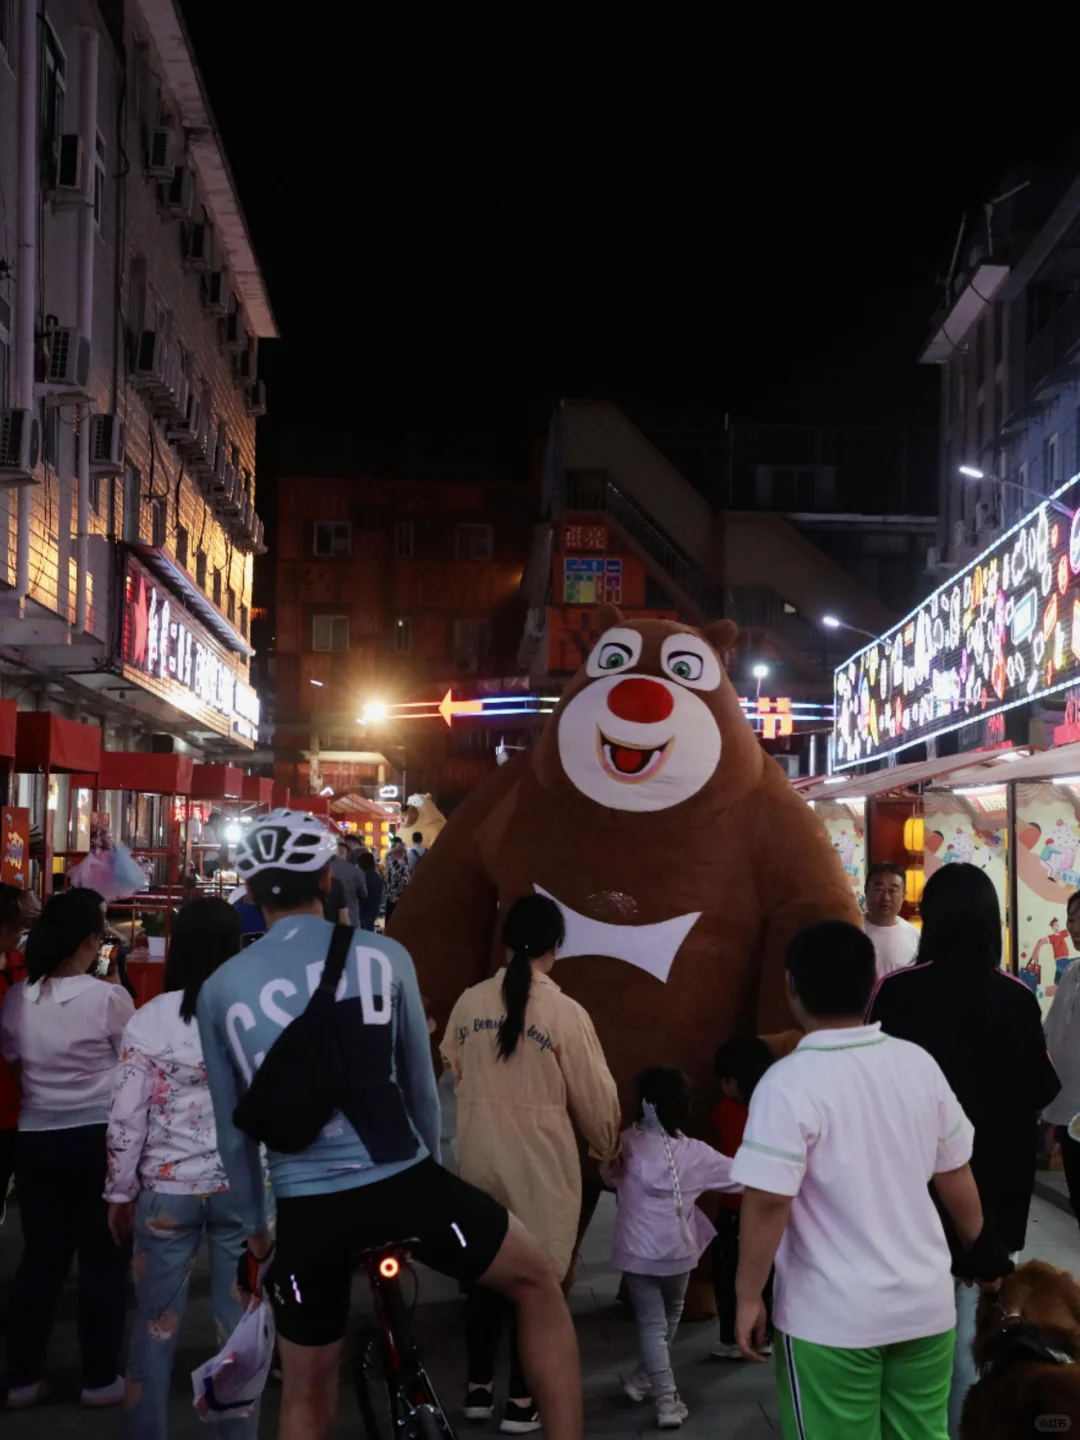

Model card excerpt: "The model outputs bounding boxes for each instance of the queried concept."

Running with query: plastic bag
[191,1296,275,1422]
[69,840,149,901]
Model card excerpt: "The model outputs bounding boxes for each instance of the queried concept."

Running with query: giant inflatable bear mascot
[389,607,860,1295]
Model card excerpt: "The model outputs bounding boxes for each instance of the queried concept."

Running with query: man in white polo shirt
[731,920,1012,1440]
[864,861,921,979]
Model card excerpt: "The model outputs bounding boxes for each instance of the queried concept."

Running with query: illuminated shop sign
[834,474,1080,768]
[121,555,261,747]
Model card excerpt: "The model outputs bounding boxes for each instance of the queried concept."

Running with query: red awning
[242,775,273,807]
[98,752,194,794]
[190,764,243,800]
[16,712,102,774]
[270,782,291,809]
[305,795,332,818]
[0,700,16,759]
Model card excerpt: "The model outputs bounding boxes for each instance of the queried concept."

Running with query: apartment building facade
[0,0,272,755]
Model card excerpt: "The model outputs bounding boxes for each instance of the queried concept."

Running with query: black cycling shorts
[267,1158,510,1347]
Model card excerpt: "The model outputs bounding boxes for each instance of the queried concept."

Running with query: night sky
[177,15,1080,511]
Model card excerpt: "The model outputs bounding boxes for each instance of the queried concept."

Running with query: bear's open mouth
[597,730,673,783]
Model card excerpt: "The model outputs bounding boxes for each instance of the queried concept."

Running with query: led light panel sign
[834,474,1080,768]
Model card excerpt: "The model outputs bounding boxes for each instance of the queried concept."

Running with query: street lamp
[822,615,878,642]
[957,464,1073,519]
[752,662,768,699]
[361,700,389,723]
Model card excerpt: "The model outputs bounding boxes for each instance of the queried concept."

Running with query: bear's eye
[666,651,704,682]
[597,642,633,670]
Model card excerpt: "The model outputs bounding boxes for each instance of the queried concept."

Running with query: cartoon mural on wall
[923,788,1009,959]
[1016,780,1080,1014]
[815,800,866,907]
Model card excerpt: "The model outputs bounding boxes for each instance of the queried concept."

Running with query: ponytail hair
[497,895,565,1061]
[24,890,105,983]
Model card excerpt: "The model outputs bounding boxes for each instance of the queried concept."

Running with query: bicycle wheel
[414,1403,446,1440]
[353,1322,393,1440]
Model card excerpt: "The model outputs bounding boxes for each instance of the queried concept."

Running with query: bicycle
[352,1238,457,1440]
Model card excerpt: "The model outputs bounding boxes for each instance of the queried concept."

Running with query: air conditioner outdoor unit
[38,327,91,403]
[167,392,202,451]
[145,124,175,179]
[218,466,242,516]
[182,221,211,270]
[237,346,256,383]
[189,430,213,481]
[0,409,40,485]
[974,500,997,532]
[241,498,255,534]
[952,519,970,552]
[51,134,84,200]
[245,379,267,419]
[162,165,195,218]
[225,306,247,352]
[131,330,167,393]
[88,414,124,475]
[253,517,266,554]
[203,270,228,316]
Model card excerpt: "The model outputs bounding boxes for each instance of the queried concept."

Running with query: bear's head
[532,605,765,816]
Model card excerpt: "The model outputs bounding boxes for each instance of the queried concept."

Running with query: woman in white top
[0,889,134,1410]
[106,896,252,1440]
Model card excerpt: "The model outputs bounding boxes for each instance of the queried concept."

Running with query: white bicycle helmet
[232,807,338,880]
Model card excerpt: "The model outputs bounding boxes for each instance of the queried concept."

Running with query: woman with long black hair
[441,894,620,1434]
[867,862,1060,1438]
[0,889,134,1410]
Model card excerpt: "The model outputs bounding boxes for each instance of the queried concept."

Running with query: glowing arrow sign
[438,690,485,727]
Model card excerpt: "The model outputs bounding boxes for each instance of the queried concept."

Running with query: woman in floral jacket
[105,897,250,1440]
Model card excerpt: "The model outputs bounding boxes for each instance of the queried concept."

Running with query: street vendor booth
[190,764,243,884]
[242,774,273,817]
[14,712,101,895]
[330,792,390,854]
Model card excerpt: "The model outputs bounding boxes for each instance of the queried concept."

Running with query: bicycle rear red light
[379,1256,401,1279]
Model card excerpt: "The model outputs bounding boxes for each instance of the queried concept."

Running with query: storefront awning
[98,752,195,795]
[241,775,273,807]
[803,746,1016,802]
[0,700,15,759]
[191,764,243,801]
[936,739,1080,787]
[15,713,101,774]
[330,792,389,820]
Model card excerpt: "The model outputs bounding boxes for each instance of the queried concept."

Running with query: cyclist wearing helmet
[197,809,583,1440]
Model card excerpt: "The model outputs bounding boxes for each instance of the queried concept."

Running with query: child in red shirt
[710,1037,776,1358]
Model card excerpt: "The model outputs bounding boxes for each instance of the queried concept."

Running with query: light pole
[752,662,768,700]
[958,465,1073,520]
[822,615,878,643]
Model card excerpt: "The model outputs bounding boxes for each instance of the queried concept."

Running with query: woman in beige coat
[441,894,620,1435]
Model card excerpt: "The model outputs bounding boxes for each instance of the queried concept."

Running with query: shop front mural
[923,789,1009,961]
[815,800,866,908]
[1016,780,1080,1014]
[834,475,1080,768]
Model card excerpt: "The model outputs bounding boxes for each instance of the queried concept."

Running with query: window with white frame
[123,463,141,543]
[40,23,65,174]
[394,617,411,654]
[150,495,167,549]
[314,520,351,557]
[455,523,492,560]
[393,521,414,558]
[312,615,349,652]
[93,132,106,233]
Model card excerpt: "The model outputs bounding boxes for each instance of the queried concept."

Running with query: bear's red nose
[607,677,674,725]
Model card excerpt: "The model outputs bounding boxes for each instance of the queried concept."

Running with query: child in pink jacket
[601,1067,742,1430]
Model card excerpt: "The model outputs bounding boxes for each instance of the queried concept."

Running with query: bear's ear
[703,618,738,654]
[591,601,626,633]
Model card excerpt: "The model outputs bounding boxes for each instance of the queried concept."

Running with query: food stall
[331,792,391,855]
[14,712,102,897]
[190,764,243,888]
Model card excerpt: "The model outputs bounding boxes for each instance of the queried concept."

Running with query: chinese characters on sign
[757,697,793,739]
[834,476,1080,768]
[563,524,608,552]
[121,555,260,747]
[563,558,622,605]
[1,809,29,889]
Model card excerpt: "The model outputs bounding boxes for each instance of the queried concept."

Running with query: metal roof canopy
[135,0,278,340]
[803,745,1017,802]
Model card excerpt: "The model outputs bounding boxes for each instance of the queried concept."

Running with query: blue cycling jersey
[197,913,440,1234]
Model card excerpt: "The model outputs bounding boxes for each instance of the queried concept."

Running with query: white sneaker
[711,1341,744,1360]
[759,1341,774,1357]
[624,1367,651,1402]
[80,1377,125,1408]
[656,1395,689,1429]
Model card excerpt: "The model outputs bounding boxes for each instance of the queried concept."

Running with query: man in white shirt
[864,860,921,979]
[731,920,1012,1440]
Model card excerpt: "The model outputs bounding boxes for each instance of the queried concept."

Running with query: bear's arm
[386,753,523,1046]
[751,771,864,1031]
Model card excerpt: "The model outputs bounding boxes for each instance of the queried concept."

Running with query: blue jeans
[126,1189,254,1440]
[624,1271,690,1399]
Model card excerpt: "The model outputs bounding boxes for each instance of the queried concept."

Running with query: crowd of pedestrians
[0,846,1073,1440]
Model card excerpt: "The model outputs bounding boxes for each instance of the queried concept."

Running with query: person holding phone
[0,890,133,1411]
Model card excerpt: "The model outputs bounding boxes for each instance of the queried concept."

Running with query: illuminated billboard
[834,473,1080,769]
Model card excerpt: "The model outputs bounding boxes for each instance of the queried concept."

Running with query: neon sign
[834,474,1080,768]
[121,555,260,747]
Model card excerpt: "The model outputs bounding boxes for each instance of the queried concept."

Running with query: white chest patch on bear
[534,885,701,984]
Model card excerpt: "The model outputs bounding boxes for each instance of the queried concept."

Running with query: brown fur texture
[961,1261,1080,1437]
[389,609,859,1118]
